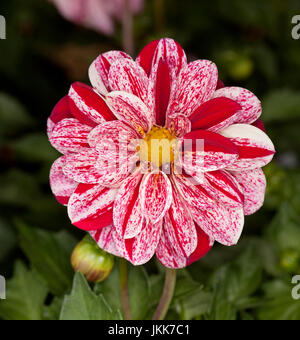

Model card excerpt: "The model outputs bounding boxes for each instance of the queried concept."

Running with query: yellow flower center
[139,126,177,169]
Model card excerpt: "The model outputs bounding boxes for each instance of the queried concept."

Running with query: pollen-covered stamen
[138,126,177,169]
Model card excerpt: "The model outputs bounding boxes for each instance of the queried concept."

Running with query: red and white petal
[68,184,117,231]
[172,173,215,210]
[114,219,163,266]
[50,156,78,206]
[167,115,191,138]
[252,118,266,132]
[69,82,115,126]
[165,187,198,257]
[47,96,73,137]
[108,59,149,104]
[204,170,244,208]
[231,168,266,215]
[136,38,187,77]
[178,130,239,174]
[219,124,275,171]
[49,118,92,154]
[90,226,121,257]
[89,51,132,94]
[187,226,214,266]
[190,205,244,246]
[140,171,173,223]
[63,149,102,184]
[213,87,262,125]
[106,91,153,136]
[189,97,242,132]
[113,170,144,239]
[170,60,218,117]
[88,120,138,148]
[156,226,188,269]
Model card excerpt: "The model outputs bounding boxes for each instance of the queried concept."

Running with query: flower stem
[152,268,177,320]
[122,0,135,55]
[119,258,132,320]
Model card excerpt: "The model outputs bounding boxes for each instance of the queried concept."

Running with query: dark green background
[0,0,300,320]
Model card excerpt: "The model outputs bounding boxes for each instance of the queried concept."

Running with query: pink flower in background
[48,38,275,268]
[50,0,144,35]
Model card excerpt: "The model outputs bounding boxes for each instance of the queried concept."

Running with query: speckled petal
[68,184,117,231]
[89,51,132,94]
[140,171,173,223]
[69,82,115,126]
[219,124,275,171]
[231,168,266,215]
[170,60,218,117]
[213,87,262,125]
[50,156,78,206]
[106,91,153,136]
[108,59,149,104]
[90,226,121,257]
[49,118,92,154]
[190,204,244,246]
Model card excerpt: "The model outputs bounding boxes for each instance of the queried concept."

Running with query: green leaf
[128,265,151,320]
[210,245,262,304]
[0,92,34,139]
[262,89,300,123]
[43,297,63,321]
[0,262,48,320]
[60,273,122,320]
[17,221,76,296]
[257,280,300,320]
[95,263,151,320]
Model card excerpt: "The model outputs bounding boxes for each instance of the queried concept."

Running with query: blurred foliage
[1,0,300,320]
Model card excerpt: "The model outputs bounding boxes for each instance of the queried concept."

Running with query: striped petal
[178,130,239,175]
[139,171,173,223]
[108,59,149,104]
[190,97,242,132]
[106,91,153,136]
[90,226,121,257]
[213,87,262,125]
[47,96,73,137]
[136,38,187,77]
[49,118,92,154]
[219,124,275,170]
[172,173,215,210]
[113,170,144,239]
[231,168,266,215]
[50,156,78,206]
[69,82,115,126]
[170,60,218,117]
[68,184,117,231]
[164,186,198,258]
[63,149,135,186]
[113,219,163,266]
[190,205,244,246]
[204,170,244,208]
[89,51,132,94]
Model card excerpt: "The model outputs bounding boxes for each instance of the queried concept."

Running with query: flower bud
[71,235,114,283]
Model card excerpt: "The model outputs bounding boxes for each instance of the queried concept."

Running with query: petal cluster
[48,39,275,268]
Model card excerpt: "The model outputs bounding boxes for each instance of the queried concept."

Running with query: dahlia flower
[48,38,275,268]
[50,0,144,35]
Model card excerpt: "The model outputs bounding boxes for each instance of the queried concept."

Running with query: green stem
[152,268,177,320]
[119,259,132,320]
[122,0,135,55]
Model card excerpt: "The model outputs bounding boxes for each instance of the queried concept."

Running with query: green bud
[71,235,114,283]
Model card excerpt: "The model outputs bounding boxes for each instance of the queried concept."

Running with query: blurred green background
[0,0,300,320]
